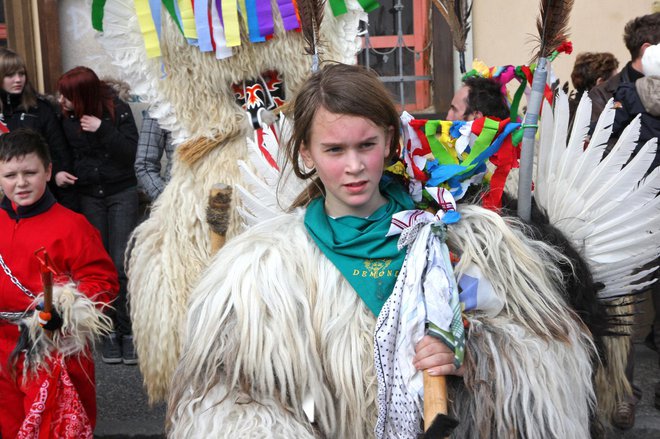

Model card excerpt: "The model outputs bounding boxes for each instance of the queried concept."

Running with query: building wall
[472,1,658,91]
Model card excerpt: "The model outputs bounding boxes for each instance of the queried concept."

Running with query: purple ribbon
[257,0,275,37]
[277,0,299,31]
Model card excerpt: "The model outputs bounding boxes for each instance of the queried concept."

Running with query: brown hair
[0,48,38,112]
[570,52,619,95]
[285,63,400,208]
[0,128,51,168]
[623,12,660,60]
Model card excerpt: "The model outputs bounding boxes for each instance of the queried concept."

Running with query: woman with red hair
[57,66,138,365]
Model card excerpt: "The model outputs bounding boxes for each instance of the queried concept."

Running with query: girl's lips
[344,181,367,193]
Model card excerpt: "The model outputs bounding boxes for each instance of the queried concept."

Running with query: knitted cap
[642,43,660,77]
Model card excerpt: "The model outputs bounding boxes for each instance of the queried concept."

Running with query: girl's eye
[360,142,376,148]
[325,146,343,153]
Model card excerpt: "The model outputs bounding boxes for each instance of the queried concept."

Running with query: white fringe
[168,212,377,438]
[12,283,113,378]
[446,205,596,438]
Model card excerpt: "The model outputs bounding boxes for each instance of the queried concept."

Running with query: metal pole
[517,56,547,222]
[394,0,405,108]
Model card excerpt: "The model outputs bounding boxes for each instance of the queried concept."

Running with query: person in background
[589,13,660,125]
[134,114,173,203]
[614,42,660,417]
[568,52,618,120]
[446,76,510,122]
[0,48,78,210]
[613,43,660,173]
[57,66,139,366]
[0,128,118,437]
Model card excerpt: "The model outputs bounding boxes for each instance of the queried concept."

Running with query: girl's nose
[346,150,365,173]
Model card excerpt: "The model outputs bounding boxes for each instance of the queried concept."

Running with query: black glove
[37,306,63,331]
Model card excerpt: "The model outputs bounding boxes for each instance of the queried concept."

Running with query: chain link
[0,253,36,299]
[0,311,30,322]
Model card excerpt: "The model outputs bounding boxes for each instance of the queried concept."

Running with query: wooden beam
[431,7,454,118]
[37,0,61,93]
[3,0,62,94]
[4,0,39,90]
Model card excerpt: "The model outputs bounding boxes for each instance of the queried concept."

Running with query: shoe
[122,335,138,365]
[101,332,122,364]
[611,401,635,430]
[644,331,657,352]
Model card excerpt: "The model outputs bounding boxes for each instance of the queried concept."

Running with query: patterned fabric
[17,358,93,439]
[374,189,464,438]
[134,116,174,201]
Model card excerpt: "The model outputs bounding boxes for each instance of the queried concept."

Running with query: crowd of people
[0,9,658,439]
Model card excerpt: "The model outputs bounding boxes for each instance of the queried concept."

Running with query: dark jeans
[80,186,138,336]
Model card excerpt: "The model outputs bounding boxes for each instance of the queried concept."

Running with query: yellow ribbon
[238,0,250,32]
[223,0,242,47]
[135,0,161,58]
[178,0,198,39]
[436,121,458,161]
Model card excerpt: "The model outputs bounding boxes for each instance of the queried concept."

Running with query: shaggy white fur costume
[97,0,367,402]
[168,205,595,438]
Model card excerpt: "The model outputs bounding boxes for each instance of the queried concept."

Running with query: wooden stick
[207,183,233,254]
[424,372,449,432]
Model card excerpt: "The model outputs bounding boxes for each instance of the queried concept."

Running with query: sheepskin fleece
[168,207,596,438]
[97,0,368,402]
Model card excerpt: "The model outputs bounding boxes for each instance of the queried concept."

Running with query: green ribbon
[161,0,184,35]
[91,0,107,32]
[510,67,527,121]
[329,0,380,16]
[356,0,381,13]
[458,117,499,175]
[425,120,455,165]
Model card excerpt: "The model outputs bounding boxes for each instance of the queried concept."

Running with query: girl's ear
[300,143,315,169]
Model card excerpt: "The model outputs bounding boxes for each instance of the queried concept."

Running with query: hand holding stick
[206,184,233,254]
[34,248,59,336]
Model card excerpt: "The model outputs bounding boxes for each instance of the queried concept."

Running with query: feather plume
[297,0,326,67]
[431,0,472,53]
[535,0,574,59]
[534,89,660,305]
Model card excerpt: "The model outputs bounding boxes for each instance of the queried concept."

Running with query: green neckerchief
[304,180,414,316]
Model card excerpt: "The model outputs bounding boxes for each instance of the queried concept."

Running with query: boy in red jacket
[0,128,118,437]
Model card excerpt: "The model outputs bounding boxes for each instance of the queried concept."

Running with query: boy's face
[0,152,51,207]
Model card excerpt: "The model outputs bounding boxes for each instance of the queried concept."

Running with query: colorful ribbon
[91,0,107,32]
[135,0,161,58]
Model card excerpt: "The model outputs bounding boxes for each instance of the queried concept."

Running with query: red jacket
[0,190,118,436]
[0,190,118,314]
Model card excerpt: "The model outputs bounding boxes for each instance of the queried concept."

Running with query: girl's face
[301,106,392,218]
[58,94,74,111]
[3,70,26,94]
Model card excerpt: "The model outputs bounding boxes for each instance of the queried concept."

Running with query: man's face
[0,152,51,207]
[446,85,476,121]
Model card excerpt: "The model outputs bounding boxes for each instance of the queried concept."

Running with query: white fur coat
[168,206,596,438]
